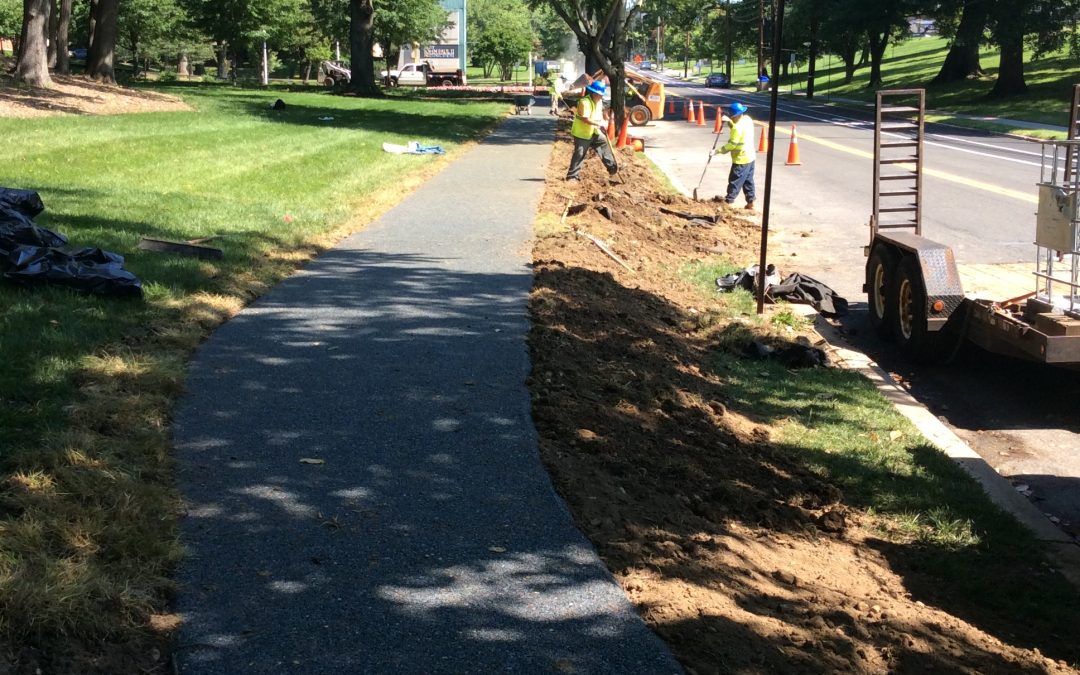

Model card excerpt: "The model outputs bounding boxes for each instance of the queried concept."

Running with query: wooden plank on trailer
[957,262,1032,301]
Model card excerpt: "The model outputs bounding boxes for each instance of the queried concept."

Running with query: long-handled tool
[693,122,726,201]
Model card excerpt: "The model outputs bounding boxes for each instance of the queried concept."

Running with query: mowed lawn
[706,36,1080,130]
[0,85,506,658]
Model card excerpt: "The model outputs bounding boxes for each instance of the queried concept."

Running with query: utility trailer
[864,87,1080,366]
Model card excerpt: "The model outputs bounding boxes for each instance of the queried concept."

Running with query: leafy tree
[987,0,1078,97]
[532,3,573,60]
[0,0,22,55]
[182,0,310,79]
[52,0,72,74]
[348,0,378,95]
[16,0,52,86]
[535,0,641,125]
[374,0,449,80]
[470,0,532,79]
[117,0,190,76]
[928,0,989,83]
[86,0,120,82]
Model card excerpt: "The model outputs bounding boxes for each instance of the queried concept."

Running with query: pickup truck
[380,61,466,87]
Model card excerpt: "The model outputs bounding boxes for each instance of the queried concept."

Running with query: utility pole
[725,0,733,78]
[757,0,764,83]
[806,1,818,98]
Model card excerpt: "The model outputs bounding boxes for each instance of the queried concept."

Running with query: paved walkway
[172,114,680,674]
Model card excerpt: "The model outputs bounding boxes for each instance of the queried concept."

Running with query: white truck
[380,61,465,87]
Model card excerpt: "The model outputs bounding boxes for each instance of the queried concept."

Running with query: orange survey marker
[697,102,706,126]
[713,107,723,133]
[668,98,675,115]
[786,124,802,165]
[607,117,616,140]
[686,100,695,123]
[757,126,769,152]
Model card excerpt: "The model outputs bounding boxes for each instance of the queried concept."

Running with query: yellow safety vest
[721,114,756,165]
[571,96,603,140]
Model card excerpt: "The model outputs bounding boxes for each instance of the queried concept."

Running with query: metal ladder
[871,89,925,238]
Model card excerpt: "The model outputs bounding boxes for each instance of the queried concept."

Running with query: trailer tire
[440,78,454,87]
[866,243,897,340]
[893,255,944,362]
[629,105,651,126]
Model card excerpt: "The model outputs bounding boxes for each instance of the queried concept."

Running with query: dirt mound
[528,123,1077,673]
[0,73,191,118]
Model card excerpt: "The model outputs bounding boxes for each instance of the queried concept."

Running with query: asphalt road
[638,73,1080,543]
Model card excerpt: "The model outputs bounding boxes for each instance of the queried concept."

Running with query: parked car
[640,61,654,70]
[70,48,87,59]
[705,72,730,88]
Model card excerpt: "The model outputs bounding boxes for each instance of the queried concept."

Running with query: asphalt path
[172,114,680,674]
[638,75,1080,543]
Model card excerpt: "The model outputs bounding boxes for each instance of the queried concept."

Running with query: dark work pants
[566,134,618,180]
[725,161,756,204]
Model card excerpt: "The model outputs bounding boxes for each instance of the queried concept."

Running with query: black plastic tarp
[0,188,142,298]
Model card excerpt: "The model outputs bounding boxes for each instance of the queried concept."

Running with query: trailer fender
[870,231,964,331]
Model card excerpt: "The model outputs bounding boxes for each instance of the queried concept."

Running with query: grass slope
[0,84,506,666]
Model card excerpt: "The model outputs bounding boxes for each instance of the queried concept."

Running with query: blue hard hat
[586,80,606,96]
[729,101,747,116]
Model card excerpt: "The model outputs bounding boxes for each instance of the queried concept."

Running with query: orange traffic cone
[616,118,630,148]
[714,107,723,133]
[686,99,695,123]
[697,102,706,126]
[757,126,769,153]
[607,117,616,141]
[667,98,675,115]
[785,124,802,165]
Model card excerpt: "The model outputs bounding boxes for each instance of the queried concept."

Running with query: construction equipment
[864,88,1080,366]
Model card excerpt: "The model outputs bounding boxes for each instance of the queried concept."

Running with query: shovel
[693,127,726,201]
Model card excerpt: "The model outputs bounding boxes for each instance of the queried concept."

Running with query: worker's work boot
[744,201,755,211]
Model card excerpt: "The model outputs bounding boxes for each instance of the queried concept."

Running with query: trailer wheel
[440,78,455,87]
[629,105,651,126]
[893,255,943,362]
[866,243,897,340]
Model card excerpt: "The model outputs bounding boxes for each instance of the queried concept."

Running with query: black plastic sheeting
[0,188,142,298]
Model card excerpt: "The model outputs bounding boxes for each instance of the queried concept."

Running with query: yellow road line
[756,122,1038,204]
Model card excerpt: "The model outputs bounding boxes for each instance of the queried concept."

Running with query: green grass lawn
[667,267,1080,662]
[674,36,1079,132]
[0,83,506,662]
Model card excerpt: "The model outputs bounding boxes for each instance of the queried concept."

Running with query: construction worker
[550,75,567,115]
[712,101,756,210]
[565,80,618,182]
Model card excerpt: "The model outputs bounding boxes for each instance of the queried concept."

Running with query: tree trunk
[16,0,52,87]
[303,60,312,83]
[216,43,226,79]
[54,0,71,74]
[46,0,56,67]
[348,0,379,95]
[857,42,869,66]
[932,0,987,84]
[806,6,818,98]
[178,52,189,76]
[866,30,888,89]
[989,31,1026,97]
[840,44,857,83]
[85,0,117,82]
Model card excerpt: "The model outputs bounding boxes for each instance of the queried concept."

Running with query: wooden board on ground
[958,263,1032,302]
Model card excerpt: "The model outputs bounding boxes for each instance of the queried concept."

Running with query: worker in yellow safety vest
[712,101,756,210]
[565,80,618,182]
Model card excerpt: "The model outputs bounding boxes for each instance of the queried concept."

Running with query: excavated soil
[528,122,1078,674]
